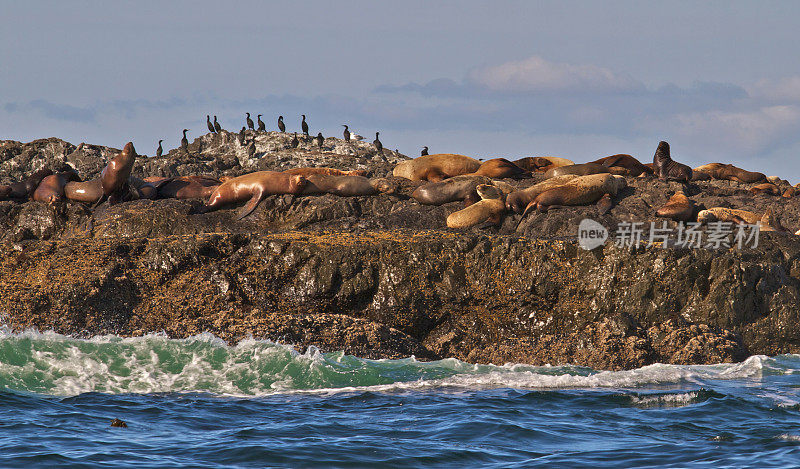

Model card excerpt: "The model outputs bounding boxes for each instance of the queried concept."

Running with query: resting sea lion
[284,167,366,177]
[591,154,652,177]
[749,183,781,196]
[1,168,55,201]
[33,171,80,205]
[98,142,137,205]
[544,163,611,179]
[65,179,103,203]
[691,170,712,181]
[393,154,481,182]
[529,174,627,213]
[205,171,308,219]
[411,175,493,206]
[697,207,761,225]
[693,163,766,184]
[656,191,695,222]
[469,158,529,179]
[505,175,578,213]
[653,141,692,182]
[158,176,221,199]
[783,186,796,198]
[514,156,574,172]
[300,174,393,196]
[446,184,506,229]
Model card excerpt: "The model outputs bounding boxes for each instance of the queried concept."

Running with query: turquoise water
[1,331,799,467]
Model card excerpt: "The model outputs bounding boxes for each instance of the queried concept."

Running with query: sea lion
[446,184,506,229]
[99,142,137,205]
[529,174,627,213]
[65,179,103,203]
[596,193,614,215]
[693,163,766,184]
[411,175,494,206]
[158,176,220,199]
[653,141,692,182]
[697,207,761,225]
[691,170,712,181]
[656,191,695,222]
[393,154,481,182]
[1,168,55,201]
[469,158,530,179]
[544,163,611,179]
[514,156,574,173]
[783,186,796,198]
[205,171,308,219]
[749,183,781,196]
[505,175,579,213]
[33,171,80,205]
[591,154,652,177]
[0,185,10,199]
[759,208,789,233]
[284,167,366,177]
[300,174,393,196]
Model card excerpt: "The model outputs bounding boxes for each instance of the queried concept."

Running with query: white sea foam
[0,330,789,397]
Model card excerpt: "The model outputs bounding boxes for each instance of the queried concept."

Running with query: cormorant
[301,115,309,136]
[315,132,324,148]
[278,116,285,133]
[290,133,299,148]
[181,129,189,152]
[156,140,163,158]
[207,115,215,133]
[246,112,254,130]
[373,132,382,153]
[257,114,265,132]
[342,125,350,142]
[421,146,428,156]
[238,126,246,145]
[247,139,256,157]
[213,116,222,133]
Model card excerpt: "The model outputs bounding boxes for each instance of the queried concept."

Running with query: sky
[2,1,800,179]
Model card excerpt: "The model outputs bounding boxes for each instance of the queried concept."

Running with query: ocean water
[1,331,799,467]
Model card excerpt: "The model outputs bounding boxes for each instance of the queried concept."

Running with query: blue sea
[1,330,799,467]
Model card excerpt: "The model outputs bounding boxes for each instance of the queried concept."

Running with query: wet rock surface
[1,133,799,369]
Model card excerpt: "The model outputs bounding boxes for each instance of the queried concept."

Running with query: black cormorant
[207,115,215,133]
[421,146,428,156]
[181,129,189,152]
[238,126,246,145]
[278,116,285,133]
[247,139,256,157]
[246,112,254,130]
[315,132,324,148]
[342,125,350,142]
[156,140,163,158]
[290,133,299,148]
[213,116,222,133]
[373,132,382,153]
[257,114,265,132]
[301,115,309,136]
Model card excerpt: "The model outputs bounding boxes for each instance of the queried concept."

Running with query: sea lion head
[475,184,503,200]
[654,141,671,164]
[696,209,717,224]
[122,142,137,158]
[288,174,308,193]
[611,175,628,193]
[370,177,397,194]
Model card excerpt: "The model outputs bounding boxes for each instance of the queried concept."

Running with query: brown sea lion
[591,154,652,177]
[693,163,766,184]
[691,170,712,181]
[528,174,627,213]
[759,208,789,233]
[33,171,80,205]
[65,179,103,203]
[1,168,55,201]
[99,142,137,205]
[205,171,308,219]
[284,167,366,177]
[0,185,10,199]
[514,156,575,173]
[446,184,506,228]
[653,141,692,183]
[393,154,481,182]
[411,175,493,206]
[597,194,614,215]
[544,163,611,179]
[783,186,796,198]
[505,175,579,213]
[158,176,221,199]
[469,158,529,179]
[300,174,392,196]
[749,183,781,196]
[656,191,695,222]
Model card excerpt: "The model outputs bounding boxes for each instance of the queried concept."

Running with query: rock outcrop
[1,132,799,369]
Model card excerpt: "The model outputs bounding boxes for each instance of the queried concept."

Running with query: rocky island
[2,130,799,370]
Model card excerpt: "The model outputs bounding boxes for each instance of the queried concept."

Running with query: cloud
[749,76,800,102]
[466,55,644,94]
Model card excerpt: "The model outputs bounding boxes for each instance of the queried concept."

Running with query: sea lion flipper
[91,194,107,210]
[597,193,613,215]
[522,201,538,217]
[730,215,748,225]
[236,189,264,220]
